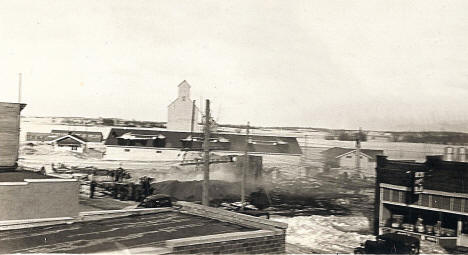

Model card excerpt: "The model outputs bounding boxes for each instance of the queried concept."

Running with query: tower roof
[178,80,191,88]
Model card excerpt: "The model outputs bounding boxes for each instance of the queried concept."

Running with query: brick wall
[375,156,468,234]
[376,156,468,193]
[167,230,285,254]
[0,179,79,221]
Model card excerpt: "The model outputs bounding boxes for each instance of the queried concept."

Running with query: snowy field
[19,119,455,254]
[273,215,449,254]
[21,118,450,163]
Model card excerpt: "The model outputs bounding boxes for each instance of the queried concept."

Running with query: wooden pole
[190,100,196,148]
[18,73,22,103]
[241,122,250,210]
[16,73,22,166]
[202,99,211,206]
[356,128,361,173]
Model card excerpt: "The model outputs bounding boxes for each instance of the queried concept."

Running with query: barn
[104,128,302,161]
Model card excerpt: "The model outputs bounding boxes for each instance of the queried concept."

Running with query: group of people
[88,169,153,201]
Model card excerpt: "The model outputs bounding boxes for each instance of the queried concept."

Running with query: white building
[103,128,303,162]
[322,147,384,177]
[167,81,200,132]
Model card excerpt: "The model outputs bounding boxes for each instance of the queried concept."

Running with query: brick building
[0,102,79,222]
[0,202,287,254]
[375,155,468,248]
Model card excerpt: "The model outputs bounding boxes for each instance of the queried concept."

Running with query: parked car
[138,194,172,208]
[354,233,420,254]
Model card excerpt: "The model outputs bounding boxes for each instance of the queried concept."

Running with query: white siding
[167,82,199,132]
[338,153,376,177]
[0,103,22,167]
[104,146,184,161]
[53,144,85,153]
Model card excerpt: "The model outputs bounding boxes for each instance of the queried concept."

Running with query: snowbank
[272,215,448,254]
[272,215,374,253]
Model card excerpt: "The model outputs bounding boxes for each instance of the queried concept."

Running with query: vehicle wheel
[408,247,418,255]
[354,248,365,254]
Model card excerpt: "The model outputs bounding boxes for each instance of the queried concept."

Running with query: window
[156,151,162,153]
[71,146,77,151]
[153,138,166,147]
[124,149,130,152]
[346,155,352,158]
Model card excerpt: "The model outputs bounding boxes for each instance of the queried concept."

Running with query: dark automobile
[138,194,172,208]
[354,233,420,254]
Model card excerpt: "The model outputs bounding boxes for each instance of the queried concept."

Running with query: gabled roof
[0,102,27,111]
[321,147,384,161]
[178,80,190,87]
[50,134,87,144]
[105,128,302,155]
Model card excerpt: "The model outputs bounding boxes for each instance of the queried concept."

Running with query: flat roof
[0,171,57,182]
[0,211,255,254]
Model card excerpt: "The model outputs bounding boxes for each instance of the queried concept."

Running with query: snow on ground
[273,215,449,254]
[272,215,374,254]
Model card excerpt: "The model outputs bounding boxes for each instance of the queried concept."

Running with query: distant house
[104,128,302,161]
[367,131,391,142]
[26,132,61,142]
[51,130,103,142]
[50,134,87,153]
[26,130,103,143]
[321,147,384,177]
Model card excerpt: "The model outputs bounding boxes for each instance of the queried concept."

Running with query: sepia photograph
[1,0,468,254]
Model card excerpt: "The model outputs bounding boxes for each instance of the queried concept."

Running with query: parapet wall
[172,201,288,254]
[177,201,288,232]
[0,179,79,221]
[167,230,285,254]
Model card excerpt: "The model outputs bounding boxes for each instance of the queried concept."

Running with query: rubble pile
[150,180,256,203]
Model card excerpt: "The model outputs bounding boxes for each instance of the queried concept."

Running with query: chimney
[444,147,454,161]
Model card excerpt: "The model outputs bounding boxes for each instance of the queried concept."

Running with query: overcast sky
[1,0,468,131]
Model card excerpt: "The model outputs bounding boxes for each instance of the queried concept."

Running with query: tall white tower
[167,81,199,131]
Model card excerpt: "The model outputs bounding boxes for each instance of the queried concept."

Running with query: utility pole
[356,128,361,173]
[301,135,309,175]
[302,135,309,176]
[202,99,211,206]
[241,122,250,210]
[190,100,196,146]
[18,73,22,103]
[16,73,22,165]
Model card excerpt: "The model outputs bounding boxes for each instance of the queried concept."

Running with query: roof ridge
[178,80,190,87]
